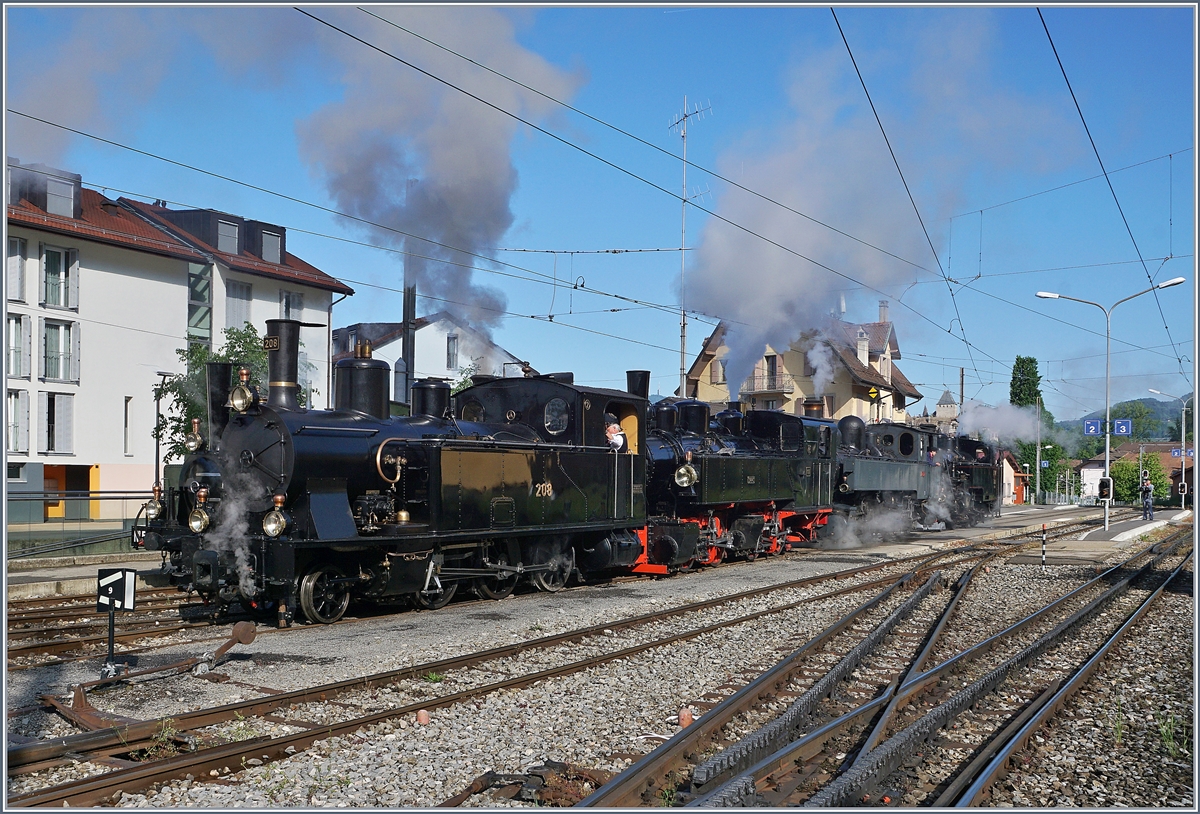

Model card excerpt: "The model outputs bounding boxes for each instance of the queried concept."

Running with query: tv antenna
[669,96,711,397]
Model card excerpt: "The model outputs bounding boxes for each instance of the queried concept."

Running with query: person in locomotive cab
[605,413,628,453]
[1140,478,1154,520]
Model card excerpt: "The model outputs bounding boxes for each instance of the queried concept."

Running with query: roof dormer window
[46,177,74,218]
[217,220,239,254]
[262,231,281,264]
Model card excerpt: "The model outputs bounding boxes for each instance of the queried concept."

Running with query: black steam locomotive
[134,319,999,625]
[833,416,1001,531]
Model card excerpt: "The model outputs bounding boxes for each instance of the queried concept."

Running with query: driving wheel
[413,581,459,610]
[475,543,519,600]
[531,546,574,593]
[298,565,351,624]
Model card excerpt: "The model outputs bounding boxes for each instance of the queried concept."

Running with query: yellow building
[686,301,922,423]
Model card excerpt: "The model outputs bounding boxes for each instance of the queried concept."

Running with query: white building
[332,312,533,408]
[5,159,351,522]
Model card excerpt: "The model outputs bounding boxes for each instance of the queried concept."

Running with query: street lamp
[1149,388,1193,510]
[1037,276,1186,530]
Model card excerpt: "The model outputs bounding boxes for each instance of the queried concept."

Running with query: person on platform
[604,413,628,453]
[1140,478,1154,520]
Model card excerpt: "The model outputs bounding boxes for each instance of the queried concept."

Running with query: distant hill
[1056,396,1190,440]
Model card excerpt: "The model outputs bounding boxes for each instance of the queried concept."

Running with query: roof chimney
[856,328,869,366]
[879,300,889,323]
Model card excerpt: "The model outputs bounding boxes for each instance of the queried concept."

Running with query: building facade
[687,301,922,422]
[6,159,351,523]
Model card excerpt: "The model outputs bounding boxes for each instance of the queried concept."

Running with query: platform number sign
[1112,419,1133,436]
[97,568,137,613]
[1082,420,1101,436]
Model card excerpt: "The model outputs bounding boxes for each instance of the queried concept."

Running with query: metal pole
[1041,523,1046,572]
[678,97,689,399]
[1103,308,1111,531]
[1035,395,1041,504]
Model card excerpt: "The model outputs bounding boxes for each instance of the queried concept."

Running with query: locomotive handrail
[375,436,408,484]
[295,425,379,436]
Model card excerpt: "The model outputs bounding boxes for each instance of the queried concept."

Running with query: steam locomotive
[134,319,998,626]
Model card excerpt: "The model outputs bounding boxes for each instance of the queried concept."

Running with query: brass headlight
[188,508,210,533]
[674,464,699,488]
[144,499,163,521]
[230,384,256,413]
[263,510,289,538]
[184,432,203,452]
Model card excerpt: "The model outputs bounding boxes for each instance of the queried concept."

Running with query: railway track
[7,544,1000,806]
[577,530,1192,807]
[5,511,1174,807]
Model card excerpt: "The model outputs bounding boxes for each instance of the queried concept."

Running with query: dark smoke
[7,7,582,336]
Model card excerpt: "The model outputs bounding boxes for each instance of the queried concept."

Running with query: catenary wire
[297,8,1019,378]
[1037,8,1190,382]
[357,6,940,279]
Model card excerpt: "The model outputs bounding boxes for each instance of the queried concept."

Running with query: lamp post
[1037,277,1186,530]
[1149,388,1193,510]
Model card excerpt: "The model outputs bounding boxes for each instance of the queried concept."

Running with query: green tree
[1110,400,1157,441]
[153,324,315,464]
[1016,439,1070,499]
[1166,400,1194,444]
[1111,455,1170,503]
[1009,355,1042,407]
[450,363,479,395]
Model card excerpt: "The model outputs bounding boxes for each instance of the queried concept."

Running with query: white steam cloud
[684,11,1083,388]
[957,400,1041,444]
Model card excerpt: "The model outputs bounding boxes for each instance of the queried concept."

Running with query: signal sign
[1112,419,1132,436]
[1083,420,1101,436]
[867,387,880,402]
[97,568,137,613]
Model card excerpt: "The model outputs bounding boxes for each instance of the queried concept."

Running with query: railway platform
[6,551,170,601]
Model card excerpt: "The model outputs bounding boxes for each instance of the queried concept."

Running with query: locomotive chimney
[626,370,650,400]
[265,318,303,411]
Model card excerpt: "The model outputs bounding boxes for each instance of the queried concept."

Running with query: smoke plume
[6,7,581,336]
[684,11,1082,391]
[957,400,1041,444]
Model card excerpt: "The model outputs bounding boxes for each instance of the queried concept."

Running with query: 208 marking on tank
[262,336,280,351]
[534,482,554,498]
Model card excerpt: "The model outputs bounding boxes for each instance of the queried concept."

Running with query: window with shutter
[41,244,70,308]
[7,237,25,302]
[217,220,239,254]
[279,290,303,320]
[262,231,281,264]
[57,393,73,454]
[17,390,28,453]
[42,320,73,381]
[6,314,23,377]
[37,391,48,453]
[188,264,212,350]
[6,390,19,452]
[21,315,31,379]
[446,334,459,370]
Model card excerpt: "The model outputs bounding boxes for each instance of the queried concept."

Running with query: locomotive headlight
[188,508,210,533]
[674,463,699,488]
[144,499,163,521]
[263,510,289,538]
[184,432,203,452]
[230,384,256,413]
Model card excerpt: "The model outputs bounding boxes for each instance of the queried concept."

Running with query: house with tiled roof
[6,158,352,523]
[688,301,922,423]
[332,312,534,408]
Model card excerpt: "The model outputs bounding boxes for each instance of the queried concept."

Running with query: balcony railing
[740,374,796,394]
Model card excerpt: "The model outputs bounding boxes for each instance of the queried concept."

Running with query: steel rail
[575,575,917,807]
[8,550,959,772]
[7,570,925,806]
[947,548,1193,807]
[802,540,1183,807]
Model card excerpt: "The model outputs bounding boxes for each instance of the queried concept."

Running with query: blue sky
[5,5,1195,421]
